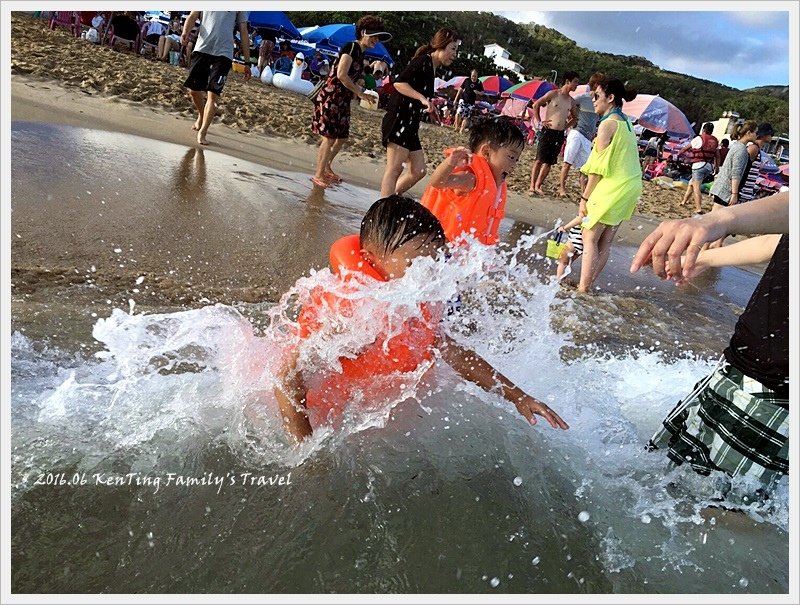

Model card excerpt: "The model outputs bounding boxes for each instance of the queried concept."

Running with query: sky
[493,10,790,90]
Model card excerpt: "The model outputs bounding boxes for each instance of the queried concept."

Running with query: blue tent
[248,11,301,40]
[299,24,394,67]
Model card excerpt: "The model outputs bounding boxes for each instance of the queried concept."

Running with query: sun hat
[362,28,392,42]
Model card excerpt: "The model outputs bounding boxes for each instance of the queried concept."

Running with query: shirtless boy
[522,71,579,195]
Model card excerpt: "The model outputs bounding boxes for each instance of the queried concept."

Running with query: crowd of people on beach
[43,10,789,502]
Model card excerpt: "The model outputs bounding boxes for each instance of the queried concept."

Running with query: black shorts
[538,128,566,165]
[145,33,161,45]
[644,147,658,158]
[381,111,422,152]
[712,194,729,207]
[183,52,233,96]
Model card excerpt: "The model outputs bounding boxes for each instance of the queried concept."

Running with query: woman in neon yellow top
[577,77,642,293]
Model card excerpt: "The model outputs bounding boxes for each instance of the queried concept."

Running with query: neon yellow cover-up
[580,118,642,229]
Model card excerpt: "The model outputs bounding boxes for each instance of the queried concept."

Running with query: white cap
[295,52,304,60]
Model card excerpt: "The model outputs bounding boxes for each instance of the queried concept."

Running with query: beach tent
[501,79,556,102]
[479,75,514,96]
[299,24,394,66]
[434,77,449,90]
[248,11,302,39]
[621,94,694,138]
[569,83,592,98]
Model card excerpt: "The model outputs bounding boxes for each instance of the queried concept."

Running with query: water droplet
[739,577,749,588]
[531,556,540,566]
[489,577,500,588]
[578,511,590,523]
[640,514,651,524]
[513,476,522,486]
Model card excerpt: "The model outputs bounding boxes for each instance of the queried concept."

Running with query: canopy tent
[433,77,449,91]
[620,94,694,138]
[299,24,394,67]
[248,11,302,40]
[501,79,556,102]
[479,75,514,96]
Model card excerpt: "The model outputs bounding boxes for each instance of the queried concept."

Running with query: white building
[483,43,525,81]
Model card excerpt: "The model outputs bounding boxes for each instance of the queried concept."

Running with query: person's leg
[197,91,219,145]
[529,160,542,193]
[395,149,426,194]
[157,35,167,60]
[577,223,603,293]
[380,143,410,198]
[589,224,619,286]
[558,162,572,198]
[556,242,574,280]
[313,136,336,185]
[454,110,462,131]
[324,138,347,181]
[534,162,552,193]
[189,90,205,131]
[680,179,694,206]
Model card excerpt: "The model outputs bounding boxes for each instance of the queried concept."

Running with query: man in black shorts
[182,11,251,145]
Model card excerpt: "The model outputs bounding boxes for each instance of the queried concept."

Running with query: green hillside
[287,10,789,133]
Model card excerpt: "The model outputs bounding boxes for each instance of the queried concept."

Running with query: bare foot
[197,133,209,145]
[533,188,545,196]
[557,189,568,199]
[192,119,201,131]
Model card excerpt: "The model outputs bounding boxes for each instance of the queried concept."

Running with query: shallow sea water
[10,122,787,594]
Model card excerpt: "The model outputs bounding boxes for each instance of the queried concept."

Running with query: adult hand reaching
[629,216,722,282]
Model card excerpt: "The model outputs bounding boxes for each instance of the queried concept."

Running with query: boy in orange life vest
[421,116,525,245]
[273,196,569,442]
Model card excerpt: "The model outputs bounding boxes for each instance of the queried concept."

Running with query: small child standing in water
[421,116,525,245]
[555,215,585,280]
[273,196,569,442]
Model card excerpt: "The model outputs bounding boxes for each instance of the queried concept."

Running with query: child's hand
[447,147,471,168]
[515,395,569,430]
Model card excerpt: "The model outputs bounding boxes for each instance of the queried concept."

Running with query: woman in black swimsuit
[379,28,460,198]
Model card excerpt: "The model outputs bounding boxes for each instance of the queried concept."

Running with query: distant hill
[744,85,790,100]
[286,10,789,133]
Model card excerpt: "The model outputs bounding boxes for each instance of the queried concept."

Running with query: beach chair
[104,14,141,53]
[48,11,80,37]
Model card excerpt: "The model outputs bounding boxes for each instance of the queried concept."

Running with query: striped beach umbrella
[478,75,514,95]
[501,79,556,102]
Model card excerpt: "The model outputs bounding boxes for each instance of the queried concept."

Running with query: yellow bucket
[545,232,567,259]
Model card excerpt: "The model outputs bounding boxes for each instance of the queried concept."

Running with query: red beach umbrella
[479,75,514,95]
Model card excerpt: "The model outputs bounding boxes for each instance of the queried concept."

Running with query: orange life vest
[297,234,439,416]
[420,149,507,245]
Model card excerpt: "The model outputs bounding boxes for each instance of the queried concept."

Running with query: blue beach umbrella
[299,24,394,67]
[248,11,302,40]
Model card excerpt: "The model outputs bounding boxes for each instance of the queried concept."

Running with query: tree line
[287,10,789,134]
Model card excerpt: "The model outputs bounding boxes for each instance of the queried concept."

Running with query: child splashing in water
[273,196,569,442]
[421,116,525,245]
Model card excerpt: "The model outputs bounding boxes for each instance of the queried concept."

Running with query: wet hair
[563,70,579,83]
[733,120,758,140]
[702,122,714,134]
[720,138,730,148]
[588,71,605,89]
[355,15,385,35]
[596,77,637,107]
[468,115,525,153]
[414,28,460,58]
[360,196,446,256]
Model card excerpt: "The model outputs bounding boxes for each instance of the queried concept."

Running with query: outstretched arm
[273,349,313,442]
[667,234,781,285]
[437,334,569,429]
[630,190,789,281]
